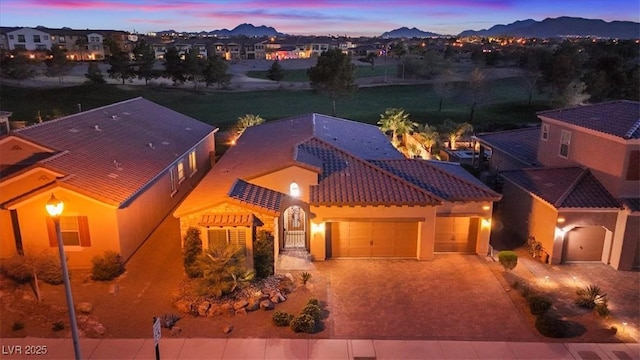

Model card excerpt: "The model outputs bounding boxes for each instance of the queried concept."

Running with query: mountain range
[158,17,639,39]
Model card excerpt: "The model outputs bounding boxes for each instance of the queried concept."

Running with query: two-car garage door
[330,221,417,257]
[329,217,479,258]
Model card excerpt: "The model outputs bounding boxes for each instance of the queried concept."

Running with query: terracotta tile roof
[620,198,640,213]
[537,101,640,139]
[174,113,403,216]
[15,98,215,206]
[228,179,288,214]
[371,159,502,201]
[300,139,442,206]
[501,167,621,209]
[475,127,540,167]
[199,213,264,227]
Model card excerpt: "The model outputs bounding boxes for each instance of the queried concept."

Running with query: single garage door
[562,226,606,262]
[330,221,417,258]
[434,217,478,252]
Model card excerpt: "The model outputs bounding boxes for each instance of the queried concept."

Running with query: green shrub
[0,255,33,283]
[301,303,322,322]
[307,298,320,307]
[91,251,125,281]
[595,299,610,317]
[35,253,64,285]
[183,227,203,278]
[272,311,294,327]
[498,251,518,271]
[196,244,254,298]
[290,314,315,333]
[52,321,65,332]
[575,284,606,309]
[300,272,312,285]
[253,230,274,279]
[527,294,552,315]
[535,313,566,338]
[12,321,24,331]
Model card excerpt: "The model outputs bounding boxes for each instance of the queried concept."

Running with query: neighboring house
[174,114,501,269]
[474,126,540,174]
[6,27,51,53]
[476,101,640,270]
[0,98,216,268]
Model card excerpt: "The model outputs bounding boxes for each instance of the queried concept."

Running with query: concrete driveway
[314,256,539,341]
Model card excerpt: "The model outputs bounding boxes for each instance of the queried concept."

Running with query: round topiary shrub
[91,251,124,281]
[301,303,322,322]
[498,250,518,271]
[290,314,315,333]
[527,294,552,315]
[0,256,33,283]
[307,298,320,307]
[36,254,65,285]
[272,311,294,327]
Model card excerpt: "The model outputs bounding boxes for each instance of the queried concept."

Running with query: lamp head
[46,193,64,217]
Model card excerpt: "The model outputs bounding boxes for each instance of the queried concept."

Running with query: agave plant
[575,284,607,309]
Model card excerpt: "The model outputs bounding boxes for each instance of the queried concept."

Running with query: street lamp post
[46,194,82,360]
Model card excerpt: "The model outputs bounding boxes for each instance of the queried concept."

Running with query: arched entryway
[283,205,306,249]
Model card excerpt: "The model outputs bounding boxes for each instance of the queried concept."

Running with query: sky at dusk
[0,0,638,36]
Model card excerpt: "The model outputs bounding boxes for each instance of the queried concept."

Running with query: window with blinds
[207,228,247,254]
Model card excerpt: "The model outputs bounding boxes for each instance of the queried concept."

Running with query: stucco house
[0,98,216,268]
[475,100,639,270]
[174,114,501,268]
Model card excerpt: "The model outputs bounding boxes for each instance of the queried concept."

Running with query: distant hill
[459,17,640,39]
[382,27,442,38]
[209,23,283,38]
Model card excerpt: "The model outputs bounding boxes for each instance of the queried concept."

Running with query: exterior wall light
[289,182,300,197]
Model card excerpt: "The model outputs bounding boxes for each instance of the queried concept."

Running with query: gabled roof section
[537,101,640,140]
[228,179,288,215]
[372,159,502,202]
[300,138,441,207]
[620,198,640,213]
[15,98,215,207]
[475,127,540,167]
[501,167,621,209]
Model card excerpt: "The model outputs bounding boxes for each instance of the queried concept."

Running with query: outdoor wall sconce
[481,218,491,228]
[557,217,566,224]
[289,181,300,197]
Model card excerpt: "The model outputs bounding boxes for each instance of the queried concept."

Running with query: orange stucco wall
[11,188,119,268]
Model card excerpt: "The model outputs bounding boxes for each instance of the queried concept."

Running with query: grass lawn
[246,63,398,82]
[0,76,550,131]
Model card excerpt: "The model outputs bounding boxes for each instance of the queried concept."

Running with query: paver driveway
[314,256,539,341]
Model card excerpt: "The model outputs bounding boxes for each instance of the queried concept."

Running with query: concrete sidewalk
[1,337,638,359]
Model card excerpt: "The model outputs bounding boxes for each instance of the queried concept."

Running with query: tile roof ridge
[376,159,500,200]
[306,138,443,204]
[624,118,640,139]
[14,97,144,133]
[554,167,589,207]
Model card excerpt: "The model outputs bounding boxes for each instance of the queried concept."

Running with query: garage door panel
[331,221,417,258]
[434,217,475,253]
[563,227,605,262]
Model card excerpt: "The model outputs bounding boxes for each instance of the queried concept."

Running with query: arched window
[289,182,300,197]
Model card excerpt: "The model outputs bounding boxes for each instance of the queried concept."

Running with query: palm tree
[377,108,416,148]
[232,114,265,143]
[442,119,473,150]
[413,124,439,159]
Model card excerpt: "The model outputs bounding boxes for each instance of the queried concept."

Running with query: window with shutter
[207,229,227,249]
[207,228,247,254]
[46,216,91,247]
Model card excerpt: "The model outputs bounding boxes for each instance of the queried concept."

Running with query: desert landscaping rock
[197,301,211,316]
[170,326,182,336]
[260,299,274,310]
[223,325,233,334]
[77,302,93,314]
[174,299,191,314]
[235,308,247,315]
[233,299,248,310]
[246,299,260,311]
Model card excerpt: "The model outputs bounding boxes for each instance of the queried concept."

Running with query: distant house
[0,98,216,268]
[174,114,500,269]
[476,101,639,270]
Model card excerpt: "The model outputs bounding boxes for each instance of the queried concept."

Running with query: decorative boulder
[235,308,247,316]
[260,299,274,311]
[197,301,211,317]
[174,300,191,314]
[246,299,261,311]
[77,302,93,314]
[233,300,248,310]
[207,305,222,317]
[170,326,182,336]
[221,303,235,316]
[223,325,233,334]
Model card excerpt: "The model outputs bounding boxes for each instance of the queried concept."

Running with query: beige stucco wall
[11,188,119,268]
[249,166,319,203]
[537,121,634,197]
